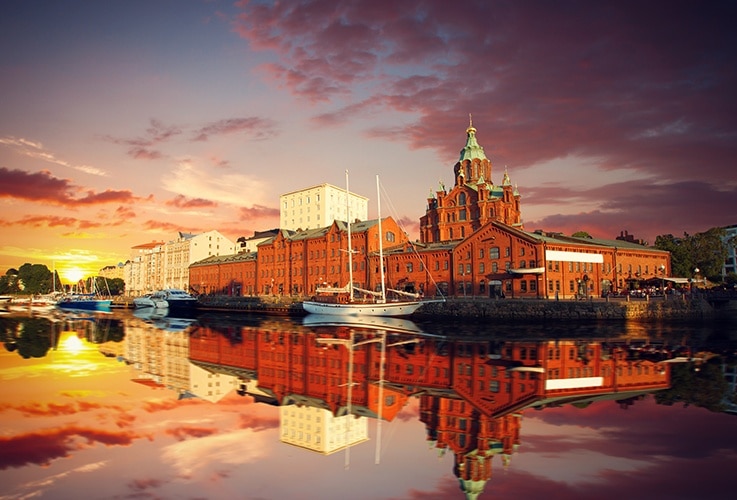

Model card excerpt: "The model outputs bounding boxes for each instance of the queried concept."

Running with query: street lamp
[659,264,666,298]
[316,331,420,466]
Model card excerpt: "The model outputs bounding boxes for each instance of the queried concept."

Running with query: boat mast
[376,175,386,304]
[346,170,354,302]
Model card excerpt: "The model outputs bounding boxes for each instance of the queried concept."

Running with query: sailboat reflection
[123,319,682,497]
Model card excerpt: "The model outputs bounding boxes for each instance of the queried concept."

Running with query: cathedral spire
[459,116,486,163]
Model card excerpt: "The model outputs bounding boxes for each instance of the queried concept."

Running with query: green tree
[0,268,21,294]
[654,227,728,282]
[17,263,53,294]
[691,227,728,282]
[572,231,593,239]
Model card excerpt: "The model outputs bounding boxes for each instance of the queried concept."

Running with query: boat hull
[302,300,424,317]
[57,300,112,311]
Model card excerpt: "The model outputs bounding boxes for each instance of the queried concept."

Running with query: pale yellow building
[280,183,368,231]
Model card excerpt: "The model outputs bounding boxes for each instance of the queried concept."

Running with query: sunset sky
[1,0,735,282]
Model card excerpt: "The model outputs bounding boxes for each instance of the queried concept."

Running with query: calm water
[1,307,736,500]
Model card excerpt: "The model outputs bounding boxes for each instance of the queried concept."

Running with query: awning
[664,277,691,284]
[508,267,545,275]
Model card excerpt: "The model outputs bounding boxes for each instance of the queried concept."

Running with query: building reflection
[116,315,679,498]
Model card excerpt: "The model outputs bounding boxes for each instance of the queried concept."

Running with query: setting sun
[62,267,85,284]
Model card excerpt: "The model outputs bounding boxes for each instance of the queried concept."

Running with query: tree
[571,231,593,239]
[654,227,728,282]
[17,263,53,294]
[0,268,20,294]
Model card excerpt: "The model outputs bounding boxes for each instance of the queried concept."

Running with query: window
[406,262,413,273]
[459,192,466,205]
[490,247,500,259]
[386,231,396,242]
[460,209,467,221]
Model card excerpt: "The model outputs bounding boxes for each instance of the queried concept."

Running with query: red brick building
[190,121,669,299]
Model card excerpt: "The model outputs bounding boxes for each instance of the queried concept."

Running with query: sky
[1,0,736,283]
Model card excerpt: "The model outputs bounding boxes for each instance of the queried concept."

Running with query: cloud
[238,205,279,220]
[104,118,182,160]
[162,160,272,208]
[191,116,278,142]
[143,220,201,234]
[161,428,270,477]
[0,426,138,470]
[232,0,737,240]
[165,194,218,209]
[0,167,139,207]
[0,136,108,176]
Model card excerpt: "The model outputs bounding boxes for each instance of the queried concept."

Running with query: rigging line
[377,178,447,300]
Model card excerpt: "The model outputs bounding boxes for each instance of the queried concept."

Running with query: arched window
[459,192,467,206]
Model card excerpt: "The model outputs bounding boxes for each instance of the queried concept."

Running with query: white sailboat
[303,174,440,317]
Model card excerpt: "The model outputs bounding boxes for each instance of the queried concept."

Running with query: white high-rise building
[280,183,368,231]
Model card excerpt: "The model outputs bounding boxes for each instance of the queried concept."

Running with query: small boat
[56,276,112,311]
[133,294,169,309]
[57,293,112,311]
[148,289,198,310]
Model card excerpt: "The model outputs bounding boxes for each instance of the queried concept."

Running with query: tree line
[0,264,125,296]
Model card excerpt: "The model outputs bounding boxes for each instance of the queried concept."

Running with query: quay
[191,293,737,322]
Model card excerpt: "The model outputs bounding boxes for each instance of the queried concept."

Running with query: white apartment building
[124,230,236,295]
[280,183,368,231]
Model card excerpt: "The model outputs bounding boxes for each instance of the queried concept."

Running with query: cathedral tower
[419,118,522,244]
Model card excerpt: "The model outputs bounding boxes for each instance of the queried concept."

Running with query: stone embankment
[414,297,716,322]
[196,295,728,322]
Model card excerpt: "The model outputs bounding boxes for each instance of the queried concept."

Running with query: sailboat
[57,276,112,311]
[303,174,441,317]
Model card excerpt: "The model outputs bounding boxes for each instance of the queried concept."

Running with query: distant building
[124,230,235,295]
[722,224,737,279]
[98,263,124,281]
[616,230,647,246]
[236,229,279,254]
[280,183,368,231]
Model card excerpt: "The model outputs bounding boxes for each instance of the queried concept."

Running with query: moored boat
[133,294,169,309]
[150,289,198,310]
[56,294,112,311]
[303,173,443,317]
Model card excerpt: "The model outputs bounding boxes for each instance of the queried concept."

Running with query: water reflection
[1,309,736,499]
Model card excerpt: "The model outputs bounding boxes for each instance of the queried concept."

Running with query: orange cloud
[238,205,279,220]
[165,194,217,209]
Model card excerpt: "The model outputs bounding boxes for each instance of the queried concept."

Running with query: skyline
[1,1,736,283]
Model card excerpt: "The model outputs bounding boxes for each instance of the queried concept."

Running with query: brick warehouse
[189,121,669,300]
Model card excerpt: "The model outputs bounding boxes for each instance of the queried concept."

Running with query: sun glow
[61,333,86,355]
[62,267,84,284]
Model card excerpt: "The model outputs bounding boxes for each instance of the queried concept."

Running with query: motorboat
[149,289,198,310]
[133,294,169,309]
